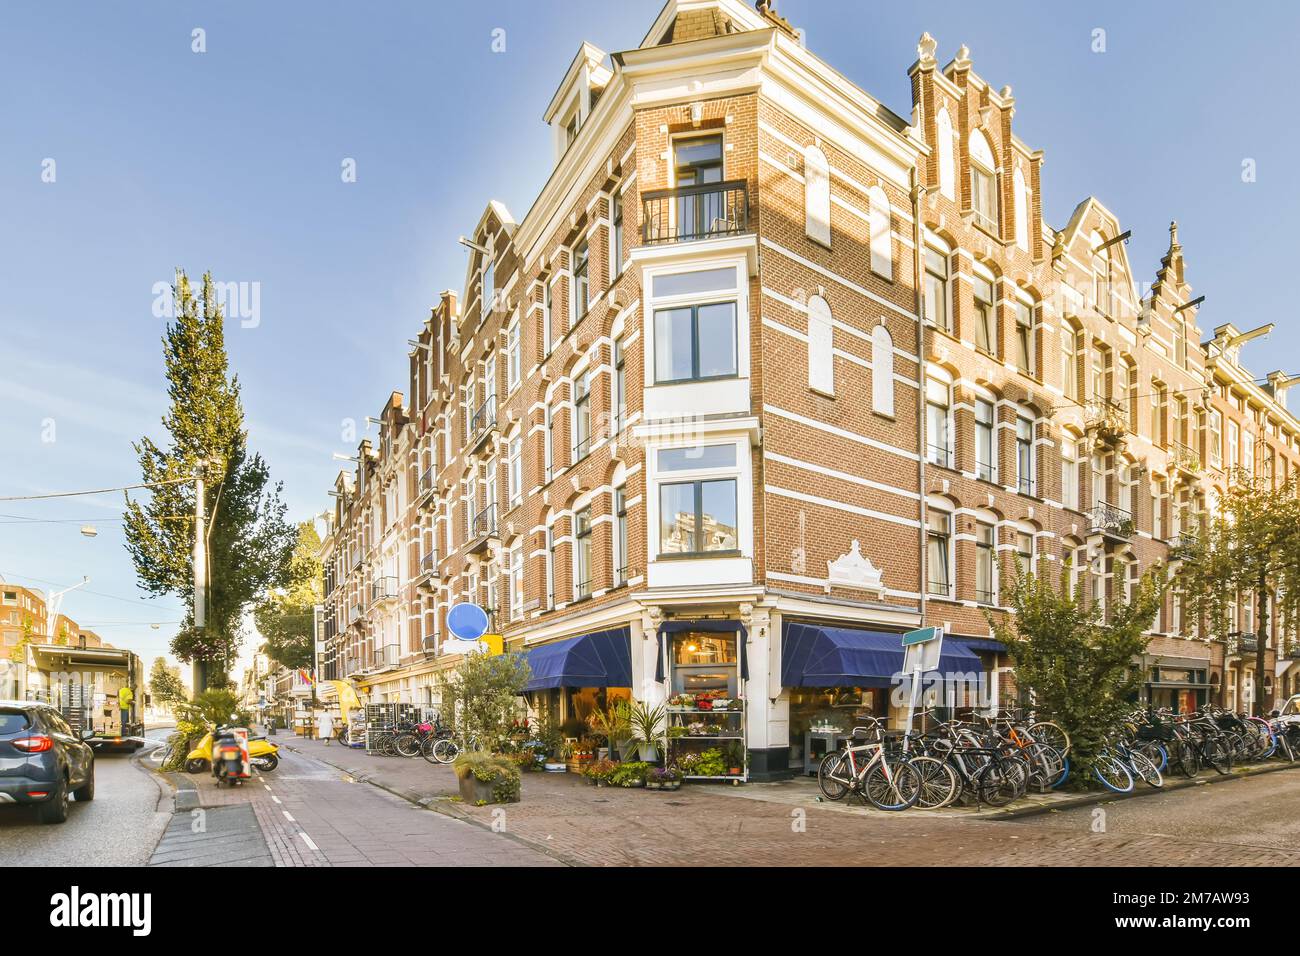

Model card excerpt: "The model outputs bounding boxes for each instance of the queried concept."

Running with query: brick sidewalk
[282,734,1300,867]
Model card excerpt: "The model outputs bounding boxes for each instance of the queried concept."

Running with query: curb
[280,741,579,866]
[980,759,1299,820]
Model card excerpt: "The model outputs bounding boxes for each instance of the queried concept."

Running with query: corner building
[317,0,1300,779]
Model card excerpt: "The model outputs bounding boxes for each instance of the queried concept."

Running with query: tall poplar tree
[124,270,296,689]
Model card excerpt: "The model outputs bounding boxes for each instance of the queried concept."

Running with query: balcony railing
[926,444,953,469]
[1086,501,1134,539]
[1085,398,1129,445]
[1172,440,1202,476]
[369,576,398,606]
[419,551,438,576]
[641,180,749,245]
[469,399,497,447]
[418,465,435,499]
[1226,632,1260,656]
[470,504,498,550]
[348,605,362,625]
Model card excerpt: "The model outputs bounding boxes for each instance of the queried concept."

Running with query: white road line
[271,795,282,804]
[299,832,319,851]
[282,811,295,822]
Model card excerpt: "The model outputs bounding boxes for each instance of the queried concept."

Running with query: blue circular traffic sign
[446,602,489,641]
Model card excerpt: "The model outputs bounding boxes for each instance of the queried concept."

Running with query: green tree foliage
[7,614,35,663]
[148,657,187,708]
[1177,471,1300,715]
[988,557,1166,782]
[253,521,323,671]
[123,271,296,687]
[435,652,531,752]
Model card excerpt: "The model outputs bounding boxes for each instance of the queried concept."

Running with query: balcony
[1086,501,1134,541]
[1171,440,1202,479]
[1084,398,1129,447]
[416,550,439,585]
[468,399,498,452]
[348,604,363,626]
[417,465,436,501]
[369,576,399,607]
[468,504,499,553]
[371,644,400,670]
[641,180,749,245]
[1167,532,1199,560]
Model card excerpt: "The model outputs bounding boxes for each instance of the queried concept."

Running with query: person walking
[317,708,334,746]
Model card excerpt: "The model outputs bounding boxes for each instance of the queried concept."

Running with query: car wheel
[73,765,95,802]
[36,775,70,824]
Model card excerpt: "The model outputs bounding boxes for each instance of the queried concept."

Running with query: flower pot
[646,780,662,790]
[637,743,659,763]
[458,773,496,805]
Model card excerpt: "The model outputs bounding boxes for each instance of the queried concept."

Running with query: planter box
[459,773,496,804]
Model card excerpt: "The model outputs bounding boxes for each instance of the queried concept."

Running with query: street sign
[446,602,489,641]
[902,625,940,646]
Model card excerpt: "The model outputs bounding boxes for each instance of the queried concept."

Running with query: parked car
[0,699,95,824]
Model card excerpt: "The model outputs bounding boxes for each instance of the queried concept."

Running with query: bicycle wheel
[910,756,959,809]
[1026,744,1065,793]
[431,738,460,764]
[1137,740,1167,772]
[1028,721,1071,757]
[1203,737,1232,775]
[1093,755,1134,793]
[975,761,1022,807]
[420,734,442,764]
[393,733,421,758]
[1126,750,1163,789]
[863,760,921,811]
[817,751,852,801]
[1171,738,1200,778]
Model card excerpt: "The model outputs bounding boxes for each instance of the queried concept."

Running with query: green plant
[724,740,745,771]
[667,725,687,738]
[695,748,727,777]
[625,700,666,754]
[587,701,632,754]
[435,651,531,752]
[609,761,651,787]
[452,751,521,803]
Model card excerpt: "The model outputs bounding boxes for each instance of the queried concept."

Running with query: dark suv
[0,700,95,824]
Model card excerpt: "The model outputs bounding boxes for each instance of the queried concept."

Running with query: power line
[0,571,183,612]
[0,477,192,502]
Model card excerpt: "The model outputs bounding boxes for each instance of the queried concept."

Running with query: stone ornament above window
[826,539,885,597]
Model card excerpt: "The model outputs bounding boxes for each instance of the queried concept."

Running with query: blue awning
[950,636,1006,654]
[781,622,982,688]
[521,627,632,692]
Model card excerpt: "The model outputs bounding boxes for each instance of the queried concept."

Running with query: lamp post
[192,461,209,693]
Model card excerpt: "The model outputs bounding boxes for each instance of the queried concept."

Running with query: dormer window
[969,131,998,232]
[565,113,579,148]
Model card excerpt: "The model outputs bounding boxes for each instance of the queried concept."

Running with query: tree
[253,521,323,671]
[7,614,35,663]
[123,271,297,690]
[1177,471,1300,716]
[149,657,186,709]
[988,556,1166,782]
[435,652,531,751]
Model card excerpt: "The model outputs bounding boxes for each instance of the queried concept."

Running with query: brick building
[317,0,1300,777]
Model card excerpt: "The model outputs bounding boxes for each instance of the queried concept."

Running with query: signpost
[901,625,943,734]
[442,602,491,655]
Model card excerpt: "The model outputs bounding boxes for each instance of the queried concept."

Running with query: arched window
[969,130,998,231]
[871,323,894,417]
[868,185,893,280]
[936,108,955,200]
[807,295,834,396]
[804,145,831,247]
[1013,165,1029,251]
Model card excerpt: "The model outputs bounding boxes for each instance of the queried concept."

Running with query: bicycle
[817,722,923,811]
[429,732,483,764]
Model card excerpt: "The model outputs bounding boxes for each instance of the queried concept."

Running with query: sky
[2,0,1297,676]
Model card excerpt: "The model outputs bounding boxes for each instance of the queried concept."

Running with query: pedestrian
[117,684,134,735]
[317,708,334,746]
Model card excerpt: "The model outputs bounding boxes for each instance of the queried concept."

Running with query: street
[0,729,171,867]
[2,725,1297,867]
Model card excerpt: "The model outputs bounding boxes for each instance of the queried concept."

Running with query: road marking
[282,811,295,822]
[299,831,319,851]
[271,795,282,804]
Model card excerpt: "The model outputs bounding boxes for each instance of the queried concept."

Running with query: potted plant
[610,760,650,788]
[624,700,667,763]
[696,748,727,778]
[646,765,683,791]
[725,740,745,777]
[582,758,619,787]
[588,702,634,761]
[453,752,522,805]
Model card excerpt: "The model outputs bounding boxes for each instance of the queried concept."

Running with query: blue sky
[2,0,1296,671]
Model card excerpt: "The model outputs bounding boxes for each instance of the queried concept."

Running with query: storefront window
[671,631,737,697]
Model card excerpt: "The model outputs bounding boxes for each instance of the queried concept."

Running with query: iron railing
[472,503,498,540]
[469,399,497,444]
[369,576,398,605]
[1086,501,1133,538]
[418,466,435,498]
[1172,440,1201,475]
[641,180,749,245]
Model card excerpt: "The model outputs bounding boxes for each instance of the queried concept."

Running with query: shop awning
[781,622,982,688]
[948,636,1006,654]
[521,627,632,692]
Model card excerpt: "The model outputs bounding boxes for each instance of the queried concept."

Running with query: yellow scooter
[185,728,280,773]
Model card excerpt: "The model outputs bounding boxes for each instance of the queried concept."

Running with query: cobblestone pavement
[283,734,1300,867]
[168,746,559,867]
